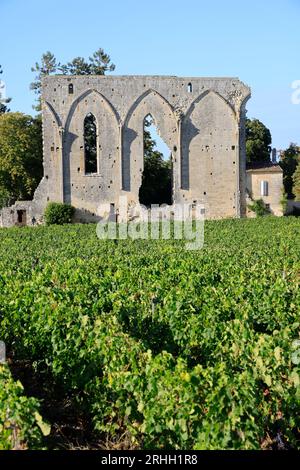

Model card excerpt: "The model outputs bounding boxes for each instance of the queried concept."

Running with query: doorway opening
[139,114,172,207]
[17,210,27,226]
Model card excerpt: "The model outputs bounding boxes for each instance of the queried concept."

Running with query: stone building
[1,75,254,227]
[246,161,284,217]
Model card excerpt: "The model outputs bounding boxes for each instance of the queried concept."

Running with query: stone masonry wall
[246,169,284,217]
[0,75,251,226]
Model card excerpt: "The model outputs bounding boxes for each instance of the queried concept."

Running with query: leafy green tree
[0,65,11,114]
[30,48,115,111]
[280,143,300,199]
[0,113,43,208]
[292,162,300,201]
[246,118,272,163]
[0,186,11,210]
[139,116,172,207]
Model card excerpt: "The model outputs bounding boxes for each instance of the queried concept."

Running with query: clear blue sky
[1,0,300,150]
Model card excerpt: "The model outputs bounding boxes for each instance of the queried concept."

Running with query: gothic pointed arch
[65,89,120,132]
[181,89,238,217]
[185,90,236,121]
[44,101,62,128]
[122,89,177,192]
[62,89,120,204]
[124,89,175,126]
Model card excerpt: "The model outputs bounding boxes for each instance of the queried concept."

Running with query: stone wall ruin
[0,75,251,227]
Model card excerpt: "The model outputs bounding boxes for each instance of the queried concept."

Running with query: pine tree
[30,52,58,111]
[30,48,115,111]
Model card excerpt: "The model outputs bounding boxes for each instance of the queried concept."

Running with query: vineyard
[0,217,299,450]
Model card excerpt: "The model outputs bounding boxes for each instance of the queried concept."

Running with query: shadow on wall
[73,208,102,224]
[122,128,138,191]
[63,131,78,204]
[181,118,200,190]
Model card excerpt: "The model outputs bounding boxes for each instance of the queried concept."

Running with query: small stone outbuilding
[246,161,284,217]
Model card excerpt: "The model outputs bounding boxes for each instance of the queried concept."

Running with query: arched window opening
[139,114,172,207]
[187,82,192,93]
[68,83,74,94]
[84,113,98,174]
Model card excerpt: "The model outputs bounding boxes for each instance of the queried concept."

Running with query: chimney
[271,148,277,163]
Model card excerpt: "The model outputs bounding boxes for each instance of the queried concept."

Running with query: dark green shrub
[248,199,271,217]
[44,202,75,225]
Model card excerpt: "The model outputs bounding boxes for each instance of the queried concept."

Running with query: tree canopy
[0,113,43,209]
[246,118,272,163]
[280,143,300,199]
[139,116,172,207]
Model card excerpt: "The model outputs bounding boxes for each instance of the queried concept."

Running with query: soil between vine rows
[7,354,136,450]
